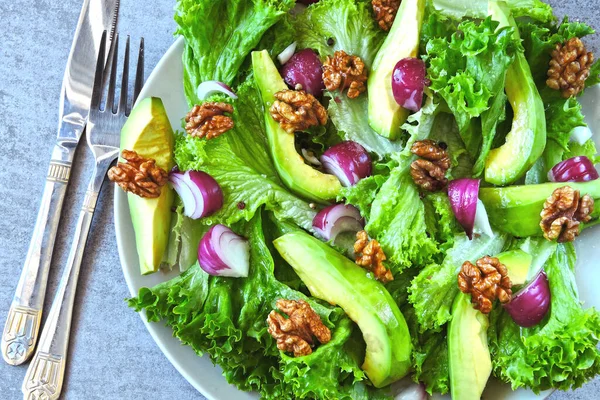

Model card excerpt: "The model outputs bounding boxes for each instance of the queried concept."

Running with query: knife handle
[1,142,76,366]
[22,158,109,400]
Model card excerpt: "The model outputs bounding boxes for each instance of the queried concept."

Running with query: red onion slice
[447,178,480,240]
[198,224,249,277]
[280,49,325,96]
[170,170,224,219]
[548,156,599,183]
[277,42,297,65]
[196,81,238,100]
[312,204,364,241]
[391,58,429,112]
[320,141,372,187]
[503,270,551,327]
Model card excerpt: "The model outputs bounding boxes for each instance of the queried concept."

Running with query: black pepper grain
[237,201,246,210]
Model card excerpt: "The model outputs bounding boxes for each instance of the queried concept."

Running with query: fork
[21,31,144,400]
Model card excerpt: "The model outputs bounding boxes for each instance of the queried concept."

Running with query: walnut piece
[269,89,327,133]
[185,102,234,139]
[372,0,400,31]
[267,299,331,357]
[410,140,451,191]
[108,150,168,198]
[458,256,512,314]
[354,230,393,283]
[547,37,594,98]
[540,186,594,242]
[322,50,368,99]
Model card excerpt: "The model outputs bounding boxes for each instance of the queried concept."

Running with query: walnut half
[410,140,451,191]
[108,150,168,198]
[458,256,512,314]
[540,186,594,242]
[547,37,594,98]
[322,50,368,99]
[185,102,234,139]
[372,0,401,31]
[269,89,327,134]
[354,230,393,283]
[267,299,331,357]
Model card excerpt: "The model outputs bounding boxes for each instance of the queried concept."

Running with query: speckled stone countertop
[0,0,599,399]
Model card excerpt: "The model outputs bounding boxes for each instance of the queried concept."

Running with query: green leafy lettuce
[175,78,315,230]
[403,304,450,395]
[432,0,555,23]
[176,0,294,105]
[488,243,600,392]
[130,213,390,400]
[423,13,519,175]
[294,0,401,158]
[359,100,442,272]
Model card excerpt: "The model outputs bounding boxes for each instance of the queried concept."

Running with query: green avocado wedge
[120,97,175,275]
[448,292,492,400]
[479,180,600,237]
[484,1,546,185]
[252,50,342,203]
[496,249,532,285]
[273,231,412,388]
[367,0,425,140]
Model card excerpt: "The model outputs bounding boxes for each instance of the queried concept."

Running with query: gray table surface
[1,0,599,399]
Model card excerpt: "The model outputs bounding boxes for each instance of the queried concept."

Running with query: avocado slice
[479,180,600,237]
[448,292,492,400]
[120,97,175,275]
[274,231,412,388]
[367,0,426,140]
[251,50,342,203]
[484,1,546,185]
[496,249,532,285]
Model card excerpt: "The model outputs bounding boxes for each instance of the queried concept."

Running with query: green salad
[120,0,600,398]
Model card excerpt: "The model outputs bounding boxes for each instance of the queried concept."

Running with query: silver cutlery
[1,0,120,366]
[21,31,145,400]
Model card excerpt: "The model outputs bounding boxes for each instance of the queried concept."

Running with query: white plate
[115,36,600,400]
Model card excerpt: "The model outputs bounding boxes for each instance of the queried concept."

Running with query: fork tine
[118,36,130,115]
[105,34,120,113]
[90,31,107,111]
[133,37,145,107]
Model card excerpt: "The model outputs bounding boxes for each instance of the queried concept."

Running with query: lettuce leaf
[422,192,460,253]
[432,0,554,23]
[176,0,294,105]
[488,243,600,392]
[564,139,599,163]
[294,0,383,69]
[130,213,389,399]
[402,304,450,395]
[294,0,400,158]
[362,100,442,272]
[423,15,518,176]
[409,232,507,331]
[174,78,315,230]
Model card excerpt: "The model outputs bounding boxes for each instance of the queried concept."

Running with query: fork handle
[22,158,112,400]
[2,143,77,366]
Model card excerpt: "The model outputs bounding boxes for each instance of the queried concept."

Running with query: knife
[1,0,120,366]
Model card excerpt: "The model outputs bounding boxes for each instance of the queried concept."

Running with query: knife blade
[1,0,120,366]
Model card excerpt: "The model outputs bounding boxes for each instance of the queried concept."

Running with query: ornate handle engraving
[47,161,71,183]
[22,352,64,400]
[1,306,41,365]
